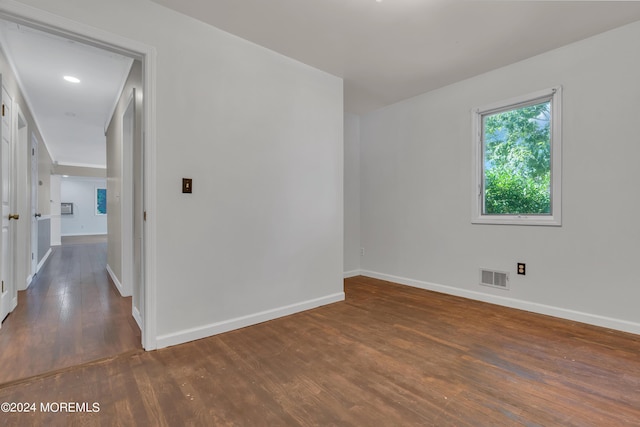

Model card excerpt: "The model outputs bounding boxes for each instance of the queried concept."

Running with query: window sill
[472,215,561,226]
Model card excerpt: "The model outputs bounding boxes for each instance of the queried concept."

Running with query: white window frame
[471,86,562,226]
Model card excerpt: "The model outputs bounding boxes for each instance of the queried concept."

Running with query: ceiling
[151,0,640,114]
[0,20,133,168]
[1,2,639,167]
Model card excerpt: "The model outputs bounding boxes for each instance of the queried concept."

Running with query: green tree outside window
[483,101,551,215]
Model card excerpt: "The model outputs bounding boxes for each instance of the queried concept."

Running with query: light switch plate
[182,178,193,194]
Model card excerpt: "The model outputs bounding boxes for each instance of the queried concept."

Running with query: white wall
[5,0,344,347]
[359,21,640,334]
[60,176,107,236]
[105,60,141,289]
[344,113,360,276]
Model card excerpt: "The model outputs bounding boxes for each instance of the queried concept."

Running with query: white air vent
[480,269,509,290]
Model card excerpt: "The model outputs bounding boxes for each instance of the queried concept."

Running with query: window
[472,87,562,226]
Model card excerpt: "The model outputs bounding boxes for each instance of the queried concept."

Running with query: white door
[122,93,135,296]
[1,83,16,324]
[121,88,144,335]
[132,89,144,332]
[31,133,38,276]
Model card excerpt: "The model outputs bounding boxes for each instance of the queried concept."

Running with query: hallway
[0,239,141,385]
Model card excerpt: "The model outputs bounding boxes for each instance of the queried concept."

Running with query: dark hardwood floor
[0,241,141,385]
[1,276,639,426]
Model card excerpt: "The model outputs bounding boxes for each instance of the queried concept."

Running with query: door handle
[35,213,41,218]
[8,214,19,220]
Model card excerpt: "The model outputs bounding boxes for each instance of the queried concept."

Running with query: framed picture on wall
[95,187,107,215]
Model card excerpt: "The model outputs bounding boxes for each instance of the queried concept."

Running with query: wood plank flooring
[1,276,639,426]
[0,241,141,385]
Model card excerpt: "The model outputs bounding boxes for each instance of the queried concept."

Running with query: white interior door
[131,89,144,331]
[1,83,16,324]
[30,133,38,276]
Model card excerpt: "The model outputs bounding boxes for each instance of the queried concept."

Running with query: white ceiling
[151,0,640,114]
[0,20,133,168]
[1,2,639,167]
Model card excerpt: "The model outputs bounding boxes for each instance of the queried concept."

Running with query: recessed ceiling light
[63,75,80,83]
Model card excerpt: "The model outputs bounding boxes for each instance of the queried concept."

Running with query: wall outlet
[517,263,526,275]
[360,247,365,256]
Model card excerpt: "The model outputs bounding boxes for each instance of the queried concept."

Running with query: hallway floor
[0,241,141,385]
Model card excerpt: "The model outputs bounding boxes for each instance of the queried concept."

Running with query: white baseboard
[106,264,129,297]
[23,275,33,291]
[132,306,143,331]
[156,292,346,349]
[36,248,52,273]
[360,270,640,336]
[343,270,361,278]
[61,233,108,237]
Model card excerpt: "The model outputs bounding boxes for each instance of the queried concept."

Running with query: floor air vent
[480,269,509,290]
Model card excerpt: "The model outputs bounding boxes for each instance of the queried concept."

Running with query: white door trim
[15,104,29,291]
[0,0,158,350]
[29,131,38,283]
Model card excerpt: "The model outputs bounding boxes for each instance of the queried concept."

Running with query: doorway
[0,3,156,356]
[29,133,38,282]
